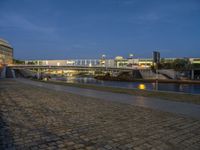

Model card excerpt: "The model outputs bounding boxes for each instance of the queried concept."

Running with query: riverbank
[34,79,200,105]
[1,79,200,149]
[95,76,200,84]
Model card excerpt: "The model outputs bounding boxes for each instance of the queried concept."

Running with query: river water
[55,77,200,95]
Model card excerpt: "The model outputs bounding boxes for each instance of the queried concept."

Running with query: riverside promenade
[0,79,200,150]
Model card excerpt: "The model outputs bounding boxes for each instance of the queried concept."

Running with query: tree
[158,58,173,69]
[172,58,191,71]
[13,59,25,64]
[191,63,200,69]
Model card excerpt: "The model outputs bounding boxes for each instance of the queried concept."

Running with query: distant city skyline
[0,0,200,59]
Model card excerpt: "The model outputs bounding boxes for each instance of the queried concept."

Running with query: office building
[0,39,13,65]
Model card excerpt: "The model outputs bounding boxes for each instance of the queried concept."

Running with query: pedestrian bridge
[8,64,146,71]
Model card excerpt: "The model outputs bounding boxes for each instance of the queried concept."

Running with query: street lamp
[153,51,160,90]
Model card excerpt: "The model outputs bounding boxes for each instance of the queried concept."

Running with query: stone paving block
[0,79,200,150]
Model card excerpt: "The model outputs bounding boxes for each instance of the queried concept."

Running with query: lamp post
[153,51,160,90]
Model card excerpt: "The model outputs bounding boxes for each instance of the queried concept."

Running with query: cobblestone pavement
[0,79,200,150]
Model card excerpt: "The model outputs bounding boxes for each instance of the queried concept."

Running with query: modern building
[189,58,200,64]
[25,60,75,66]
[113,56,153,68]
[138,58,153,67]
[25,59,100,67]
[114,56,129,67]
[0,39,13,65]
[23,55,200,69]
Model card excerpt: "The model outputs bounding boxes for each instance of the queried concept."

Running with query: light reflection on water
[138,84,146,90]
[63,77,200,94]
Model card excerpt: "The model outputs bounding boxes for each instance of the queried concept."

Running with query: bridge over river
[8,64,136,71]
[5,63,200,81]
[8,64,159,80]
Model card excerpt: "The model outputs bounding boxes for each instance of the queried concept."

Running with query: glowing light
[138,84,146,90]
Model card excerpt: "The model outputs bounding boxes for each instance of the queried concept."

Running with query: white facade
[23,57,200,68]
[105,59,115,67]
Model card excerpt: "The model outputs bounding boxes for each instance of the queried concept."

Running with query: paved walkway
[0,79,200,150]
[18,79,200,120]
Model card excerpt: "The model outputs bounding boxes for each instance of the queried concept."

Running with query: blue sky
[0,0,200,59]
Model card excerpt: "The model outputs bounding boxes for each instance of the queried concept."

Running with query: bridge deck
[8,65,142,71]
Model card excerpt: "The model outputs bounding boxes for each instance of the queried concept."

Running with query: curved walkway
[17,78,200,120]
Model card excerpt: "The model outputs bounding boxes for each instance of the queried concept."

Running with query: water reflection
[61,77,200,94]
[152,82,156,90]
[138,84,146,90]
[66,76,76,83]
[179,84,183,91]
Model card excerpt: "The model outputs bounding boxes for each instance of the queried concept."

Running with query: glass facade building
[0,39,13,65]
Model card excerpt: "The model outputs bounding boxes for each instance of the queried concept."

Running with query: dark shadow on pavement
[0,112,16,149]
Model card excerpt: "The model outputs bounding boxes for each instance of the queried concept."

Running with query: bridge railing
[8,64,150,71]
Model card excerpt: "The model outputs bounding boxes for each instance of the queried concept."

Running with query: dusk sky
[0,0,200,59]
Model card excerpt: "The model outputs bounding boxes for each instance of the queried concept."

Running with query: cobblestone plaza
[0,79,200,150]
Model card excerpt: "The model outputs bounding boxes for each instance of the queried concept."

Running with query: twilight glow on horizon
[0,0,200,59]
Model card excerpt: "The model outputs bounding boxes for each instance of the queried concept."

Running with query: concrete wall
[139,69,167,79]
